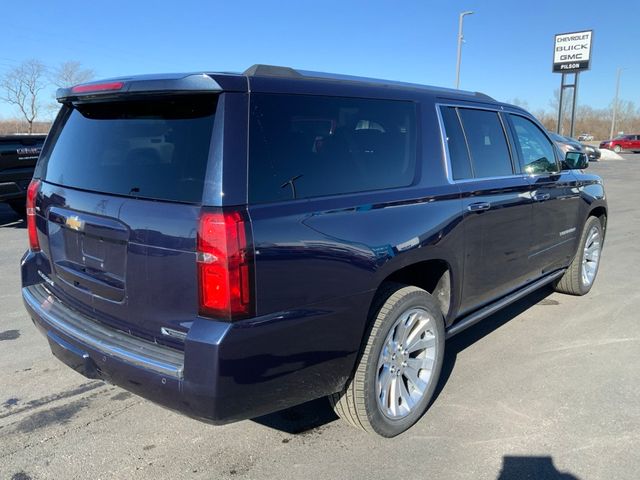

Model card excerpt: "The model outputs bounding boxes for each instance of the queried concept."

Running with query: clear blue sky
[1,0,638,119]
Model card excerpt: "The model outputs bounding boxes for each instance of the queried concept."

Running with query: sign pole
[569,72,580,138]
[557,73,566,135]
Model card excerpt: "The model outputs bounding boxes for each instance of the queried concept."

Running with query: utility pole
[609,68,623,140]
[455,11,474,89]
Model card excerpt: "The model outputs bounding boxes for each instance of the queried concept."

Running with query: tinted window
[249,94,416,203]
[440,107,472,180]
[40,96,217,203]
[458,109,513,178]
[509,115,558,174]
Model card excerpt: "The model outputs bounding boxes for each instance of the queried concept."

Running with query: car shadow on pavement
[0,204,25,229]
[498,455,580,479]
[252,397,339,434]
[253,285,555,435]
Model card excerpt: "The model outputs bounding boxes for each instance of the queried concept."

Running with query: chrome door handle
[467,202,491,212]
[534,193,551,202]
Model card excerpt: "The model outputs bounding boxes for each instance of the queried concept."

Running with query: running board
[445,269,566,339]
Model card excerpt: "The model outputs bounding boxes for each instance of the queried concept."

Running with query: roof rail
[243,64,495,101]
[243,64,302,77]
[472,92,496,101]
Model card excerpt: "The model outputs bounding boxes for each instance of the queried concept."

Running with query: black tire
[554,216,603,295]
[613,145,622,153]
[7,199,26,218]
[330,283,445,437]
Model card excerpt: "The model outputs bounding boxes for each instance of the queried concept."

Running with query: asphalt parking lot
[1,155,639,480]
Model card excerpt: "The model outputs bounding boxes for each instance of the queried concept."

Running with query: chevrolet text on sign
[553,30,593,73]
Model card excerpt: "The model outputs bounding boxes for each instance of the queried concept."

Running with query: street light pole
[609,68,623,140]
[455,11,474,89]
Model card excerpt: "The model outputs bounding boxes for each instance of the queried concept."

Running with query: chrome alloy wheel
[582,225,601,287]
[376,307,438,420]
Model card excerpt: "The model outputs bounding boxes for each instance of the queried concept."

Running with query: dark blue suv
[21,65,607,436]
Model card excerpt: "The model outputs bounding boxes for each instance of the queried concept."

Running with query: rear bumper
[21,254,363,423]
[23,282,201,418]
[23,283,184,379]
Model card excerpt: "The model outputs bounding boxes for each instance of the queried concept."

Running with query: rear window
[39,96,217,203]
[249,93,417,203]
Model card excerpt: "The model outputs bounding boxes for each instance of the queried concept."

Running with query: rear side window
[39,96,217,203]
[440,107,472,180]
[457,108,513,178]
[249,94,417,203]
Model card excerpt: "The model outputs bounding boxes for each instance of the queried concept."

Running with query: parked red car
[600,134,640,153]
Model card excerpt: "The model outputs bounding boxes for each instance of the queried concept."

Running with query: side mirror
[564,151,588,170]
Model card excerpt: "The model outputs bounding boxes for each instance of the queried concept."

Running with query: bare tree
[548,88,574,135]
[533,95,640,141]
[51,61,95,88]
[533,109,556,131]
[612,99,639,135]
[0,59,47,134]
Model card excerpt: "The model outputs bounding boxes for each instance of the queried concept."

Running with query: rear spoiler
[56,73,222,103]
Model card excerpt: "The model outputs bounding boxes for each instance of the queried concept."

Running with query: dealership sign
[553,30,593,73]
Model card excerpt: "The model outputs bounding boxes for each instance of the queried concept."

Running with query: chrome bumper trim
[23,283,184,379]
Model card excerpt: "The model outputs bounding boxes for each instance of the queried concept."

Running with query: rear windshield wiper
[281,175,303,199]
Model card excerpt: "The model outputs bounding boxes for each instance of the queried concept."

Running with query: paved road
[1,155,639,480]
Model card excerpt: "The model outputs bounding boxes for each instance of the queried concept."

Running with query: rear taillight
[197,210,254,320]
[26,179,41,252]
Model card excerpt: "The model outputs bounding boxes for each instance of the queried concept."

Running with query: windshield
[38,95,217,204]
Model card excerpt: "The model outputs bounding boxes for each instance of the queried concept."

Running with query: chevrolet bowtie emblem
[65,215,84,232]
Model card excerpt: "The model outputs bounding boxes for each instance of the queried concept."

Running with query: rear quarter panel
[247,91,465,370]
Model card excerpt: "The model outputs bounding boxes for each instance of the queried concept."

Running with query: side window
[440,106,473,180]
[457,108,513,178]
[509,115,558,175]
[249,94,417,203]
